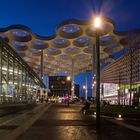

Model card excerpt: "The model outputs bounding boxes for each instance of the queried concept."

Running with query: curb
[1,103,52,140]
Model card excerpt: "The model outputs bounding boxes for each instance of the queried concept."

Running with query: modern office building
[49,76,71,97]
[0,39,46,103]
[101,44,140,105]
[49,76,80,97]
[74,84,80,97]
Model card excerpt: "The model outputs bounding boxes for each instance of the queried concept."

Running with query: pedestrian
[80,100,91,112]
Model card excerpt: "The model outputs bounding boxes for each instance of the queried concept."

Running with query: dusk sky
[0,0,140,96]
[0,0,140,35]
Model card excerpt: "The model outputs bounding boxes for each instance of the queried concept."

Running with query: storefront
[120,84,140,105]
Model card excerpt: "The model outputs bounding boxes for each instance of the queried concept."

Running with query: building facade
[74,84,80,97]
[0,39,45,103]
[101,43,140,105]
[49,76,70,97]
[49,76,80,97]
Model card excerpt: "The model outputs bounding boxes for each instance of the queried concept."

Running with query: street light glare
[117,86,120,90]
[94,17,101,28]
[67,76,71,81]
[83,85,86,89]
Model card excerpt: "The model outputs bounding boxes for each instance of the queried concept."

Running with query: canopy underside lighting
[0,17,140,76]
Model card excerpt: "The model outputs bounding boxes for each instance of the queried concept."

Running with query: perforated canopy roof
[0,17,140,76]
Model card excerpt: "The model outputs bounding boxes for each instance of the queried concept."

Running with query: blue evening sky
[0,0,140,36]
[0,0,140,96]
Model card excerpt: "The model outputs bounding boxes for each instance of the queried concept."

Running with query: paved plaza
[17,104,96,140]
[15,104,140,140]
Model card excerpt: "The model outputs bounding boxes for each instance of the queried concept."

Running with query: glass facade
[119,84,140,105]
[0,39,45,103]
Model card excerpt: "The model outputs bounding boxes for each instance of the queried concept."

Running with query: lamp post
[67,76,71,107]
[117,86,120,105]
[94,17,101,133]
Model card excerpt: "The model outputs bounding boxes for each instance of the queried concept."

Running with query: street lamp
[92,84,94,88]
[67,76,71,107]
[83,85,86,99]
[93,17,102,133]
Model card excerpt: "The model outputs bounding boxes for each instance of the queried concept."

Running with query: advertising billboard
[103,83,118,97]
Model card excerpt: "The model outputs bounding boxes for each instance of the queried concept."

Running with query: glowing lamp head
[83,85,86,89]
[117,86,120,90]
[67,76,71,81]
[118,114,122,118]
[94,17,101,28]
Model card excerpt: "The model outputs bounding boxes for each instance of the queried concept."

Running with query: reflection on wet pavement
[17,104,96,140]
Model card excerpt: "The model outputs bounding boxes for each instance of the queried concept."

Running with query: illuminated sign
[103,83,118,97]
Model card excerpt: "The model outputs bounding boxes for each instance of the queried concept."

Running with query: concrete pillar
[85,70,88,100]
[71,58,75,98]
[40,50,44,80]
